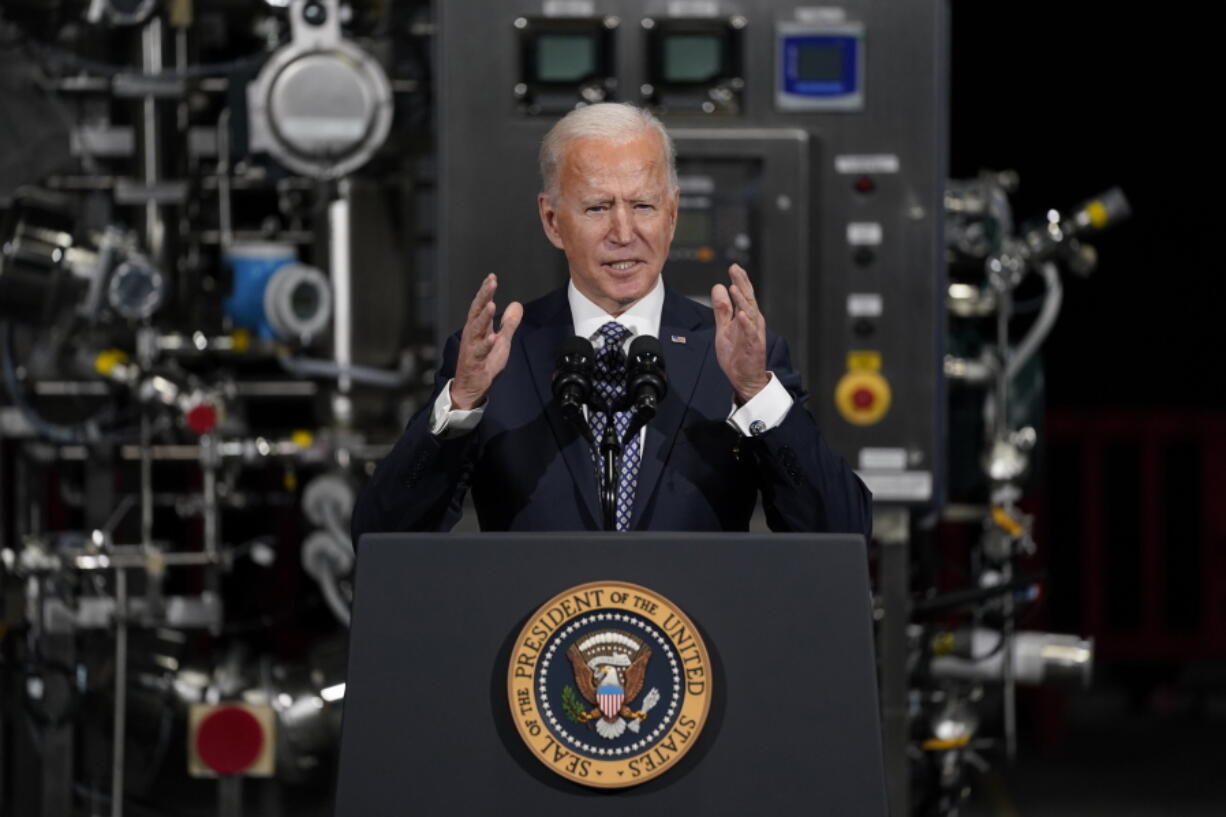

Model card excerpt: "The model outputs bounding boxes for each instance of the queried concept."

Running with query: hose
[1004,261,1063,382]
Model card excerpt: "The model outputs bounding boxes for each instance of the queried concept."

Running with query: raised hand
[450,274,524,410]
[711,263,769,404]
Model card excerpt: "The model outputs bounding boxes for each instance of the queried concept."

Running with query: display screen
[535,34,596,82]
[663,34,723,83]
[674,209,713,245]
[796,42,844,82]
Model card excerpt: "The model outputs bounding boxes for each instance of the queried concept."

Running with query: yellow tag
[230,329,251,353]
[1085,200,1108,229]
[290,430,314,448]
[167,0,193,28]
[992,505,1024,538]
[94,349,129,376]
[931,631,956,657]
[847,350,882,372]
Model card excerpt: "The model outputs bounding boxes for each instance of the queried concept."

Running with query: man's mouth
[604,260,640,271]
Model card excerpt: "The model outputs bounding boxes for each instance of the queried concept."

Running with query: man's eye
[634,203,655,211]
[586,206,607,214]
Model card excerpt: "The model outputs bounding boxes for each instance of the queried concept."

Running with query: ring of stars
[536,610,683,759]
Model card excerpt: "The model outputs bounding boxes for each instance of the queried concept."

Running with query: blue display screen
[781,35,859,97]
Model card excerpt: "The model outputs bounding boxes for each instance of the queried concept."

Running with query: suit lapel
[630,289,710,529]
[521,290,603,525]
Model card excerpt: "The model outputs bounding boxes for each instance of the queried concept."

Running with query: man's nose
[607,204,634,244]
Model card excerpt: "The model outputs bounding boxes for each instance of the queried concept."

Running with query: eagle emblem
[564,629,660,740]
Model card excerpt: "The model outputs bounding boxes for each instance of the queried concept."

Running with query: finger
[728,264,756,304]
[489,302,524,363]
[727,284,759,322]
[466,299,496,344]
[736,309,760,338]
[498,301,524,340]
[711,284,732,331]
[466,274,496,323]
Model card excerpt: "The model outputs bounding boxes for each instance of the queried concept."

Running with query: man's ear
[665,187,680,242]
[538,193,566,250]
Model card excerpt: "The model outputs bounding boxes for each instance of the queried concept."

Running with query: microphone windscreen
[559,335,595,364]
[627,334,662,362]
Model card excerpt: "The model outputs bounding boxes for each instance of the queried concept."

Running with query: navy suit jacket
[351,285,871,537]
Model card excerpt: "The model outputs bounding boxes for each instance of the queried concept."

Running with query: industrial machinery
[896,176,1129,816]
[1,0,421,813]
[0,0,1122,815]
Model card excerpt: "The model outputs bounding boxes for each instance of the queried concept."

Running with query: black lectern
[336,533,886,816]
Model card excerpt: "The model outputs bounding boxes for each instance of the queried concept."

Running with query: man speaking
[352,103,870,536]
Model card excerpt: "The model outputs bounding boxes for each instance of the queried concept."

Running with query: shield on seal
[596,685,624,720]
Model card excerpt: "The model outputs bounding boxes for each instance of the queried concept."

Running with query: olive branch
[561,685,588,723]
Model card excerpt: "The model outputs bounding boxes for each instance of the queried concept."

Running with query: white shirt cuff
[725,372,792,437]
[430,378,486,438]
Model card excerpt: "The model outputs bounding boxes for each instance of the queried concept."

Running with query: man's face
[538,131,678,316]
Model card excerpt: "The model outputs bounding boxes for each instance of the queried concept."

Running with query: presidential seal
[507,581,712,788]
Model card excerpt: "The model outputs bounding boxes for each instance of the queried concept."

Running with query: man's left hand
[712,263,770,404]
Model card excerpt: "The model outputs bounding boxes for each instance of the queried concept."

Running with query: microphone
[551,335,595,426]
[623,335,667,442]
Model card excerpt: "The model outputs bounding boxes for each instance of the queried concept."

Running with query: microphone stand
[599,412,620,531]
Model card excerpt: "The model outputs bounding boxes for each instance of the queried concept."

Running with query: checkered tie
[589,321,640,531]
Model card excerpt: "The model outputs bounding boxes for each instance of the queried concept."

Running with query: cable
[1004,261,1063,382]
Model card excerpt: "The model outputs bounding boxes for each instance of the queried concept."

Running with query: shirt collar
[568,276,664,349]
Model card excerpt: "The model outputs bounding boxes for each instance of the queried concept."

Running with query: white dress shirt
[430,277,792,437]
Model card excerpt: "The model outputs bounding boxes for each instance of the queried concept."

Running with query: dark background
[951,2,1223,410]
[949,5,1225,814]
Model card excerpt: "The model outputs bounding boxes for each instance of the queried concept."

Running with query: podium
[335,533,886,816]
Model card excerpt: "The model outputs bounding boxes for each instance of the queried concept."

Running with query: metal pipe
[51,439,392,462]
[992,271,1011,445]
[943,354,994,384]
[65,549,217,569]
[175,26,188,132]
[1002,563,1017,761]
[328,185,353,425]
[141,16,165,259]
[201,435,219,563]
[217,109,233,248]
[200,435,222,633]
[876,507,911,817]
[276,355,412,388]
[140,414,153,547]
[111,568,128,817]
[218,776,242,817]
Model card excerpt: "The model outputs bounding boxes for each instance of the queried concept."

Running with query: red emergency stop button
[852,387,875,409]
[185,402,219,435]
[834,369,892,426]
[196,706,263,775]
[189,703,275,777]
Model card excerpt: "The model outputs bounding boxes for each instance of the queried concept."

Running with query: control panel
[775,19,865,111]
[440,1,947,505]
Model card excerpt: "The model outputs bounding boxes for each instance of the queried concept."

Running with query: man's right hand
[450,273,524,410]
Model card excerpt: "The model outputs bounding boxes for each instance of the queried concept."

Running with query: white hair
[539,103,678,202]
